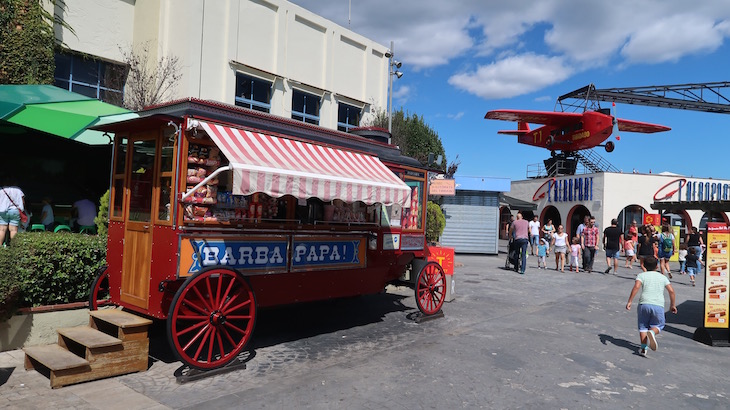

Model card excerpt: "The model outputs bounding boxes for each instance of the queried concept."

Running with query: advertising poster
[704,222,729,328]
[670,225,680,262]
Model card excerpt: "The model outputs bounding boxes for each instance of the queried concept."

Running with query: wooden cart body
[93,99,445,369]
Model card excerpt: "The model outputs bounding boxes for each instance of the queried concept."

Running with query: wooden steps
[24,309,152,388]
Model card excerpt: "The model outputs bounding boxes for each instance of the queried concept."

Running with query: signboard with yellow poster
[704,222,729,329]
[669,225,680,262]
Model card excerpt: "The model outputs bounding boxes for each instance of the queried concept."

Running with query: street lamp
[387,41,404,133]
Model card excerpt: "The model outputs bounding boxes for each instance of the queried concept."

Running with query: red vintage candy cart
[90,99,445,370]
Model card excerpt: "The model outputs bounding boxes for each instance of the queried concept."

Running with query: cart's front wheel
[167,268,257,370]
[88,265,110,310]
[415,262,446,315]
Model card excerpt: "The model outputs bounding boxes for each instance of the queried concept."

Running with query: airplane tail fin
[497,122,531,136]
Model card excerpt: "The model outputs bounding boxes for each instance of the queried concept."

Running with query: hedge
[0,232,107,319]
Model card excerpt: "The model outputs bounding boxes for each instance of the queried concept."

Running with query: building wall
[510,173,730,235]
[50,0,389,129]
[441,192,500,254]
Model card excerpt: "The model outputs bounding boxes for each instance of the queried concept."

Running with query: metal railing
[526,149,618,178]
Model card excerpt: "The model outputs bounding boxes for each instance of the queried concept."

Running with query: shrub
[0,249,22,320]
[0,232,107,310]
[95,189,110,236]
[425,201,445,244]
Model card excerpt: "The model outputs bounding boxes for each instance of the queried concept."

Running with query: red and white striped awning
[191,120,411,207]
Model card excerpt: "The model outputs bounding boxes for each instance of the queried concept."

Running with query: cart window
[156,138,175,223]
[111,137,127,219]
[128,139,156,222]
[402,180,424,230]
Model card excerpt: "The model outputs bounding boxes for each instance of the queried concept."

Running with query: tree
[367,107,457,174]
[118,41,182,111]
[0,0,55,84]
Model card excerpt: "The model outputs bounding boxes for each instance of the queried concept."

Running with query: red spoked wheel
[88,265,110,310]
[415,262,446,316]
[167,267,257,370]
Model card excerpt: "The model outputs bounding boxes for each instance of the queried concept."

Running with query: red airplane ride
[485,108,670,153]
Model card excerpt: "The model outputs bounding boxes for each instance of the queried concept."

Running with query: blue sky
[290,1,730,181]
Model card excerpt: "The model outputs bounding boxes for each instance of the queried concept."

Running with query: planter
[0,302,90,352]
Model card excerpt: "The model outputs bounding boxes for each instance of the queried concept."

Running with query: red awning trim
[190,119,411,207]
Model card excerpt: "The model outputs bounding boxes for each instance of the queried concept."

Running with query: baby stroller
[506,239,521,271]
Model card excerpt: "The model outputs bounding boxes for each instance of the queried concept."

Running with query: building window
[337,102,361,132]
[235,73,272,113]
[54,51,126,107]
[292,90,320,125]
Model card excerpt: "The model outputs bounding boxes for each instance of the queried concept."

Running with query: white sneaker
[639,347,647,357]
[647,330,658,351]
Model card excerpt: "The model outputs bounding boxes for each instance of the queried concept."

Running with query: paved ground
[1,248,728,409]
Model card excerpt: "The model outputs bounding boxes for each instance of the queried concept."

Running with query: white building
[48,0,390,131]
[506,172,730,239]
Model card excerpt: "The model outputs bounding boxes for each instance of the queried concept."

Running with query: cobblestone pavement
[1,252,728,409]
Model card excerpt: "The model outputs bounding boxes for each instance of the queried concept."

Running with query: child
[626,256,677,357]
[624,238,635,268]
[570,237,581,273]
[685,247,698,286]
[537,238,548,269]
[678,243,688,274]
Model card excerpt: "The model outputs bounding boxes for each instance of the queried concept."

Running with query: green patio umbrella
[0,85,136,144]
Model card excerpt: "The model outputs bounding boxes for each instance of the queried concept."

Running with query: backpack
[661,234,673,253]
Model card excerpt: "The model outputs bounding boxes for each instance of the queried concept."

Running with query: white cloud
[392,84,411,105]
[621,15,727,63]
[448,54,574,99]
[447,112,465,120]
[290,0,730,98]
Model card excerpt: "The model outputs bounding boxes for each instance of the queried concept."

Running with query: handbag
[2,188,28,224]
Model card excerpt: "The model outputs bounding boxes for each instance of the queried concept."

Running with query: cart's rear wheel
[88,265,110,310]
[167,267,256,370]
[415,262,446,315]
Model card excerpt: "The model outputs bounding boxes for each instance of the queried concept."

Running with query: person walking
[658,225,676,279]
[637,227,654,271]
[542,219,555,249]
[529,215,541,256]
[504,214,515,269]
[628,220,639,243]
[581,217,599,273]
[624,237,636,268]
[677,244,688,275]
[551,225,569,272]
[603,218,624,274]
[685,247,699,286]
[509,212,530,274]
[1,182,26,247]
[626,256,677,357]
[686,227,704,271]
[537,238,548,269]
[569,237,581,273]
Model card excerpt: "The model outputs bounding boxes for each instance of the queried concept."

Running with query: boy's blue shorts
[637,304,665,332]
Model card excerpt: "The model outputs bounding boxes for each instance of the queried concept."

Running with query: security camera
[385,51,393,58]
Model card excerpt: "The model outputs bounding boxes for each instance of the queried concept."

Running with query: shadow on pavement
[599,333,638,353]
[0,367,14,387]
[664,300,704,340]
[145,292,411,366]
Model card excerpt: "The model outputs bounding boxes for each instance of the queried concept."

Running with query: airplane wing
[616,118,671,133]
[497,130,530,135]
[485,109,583,126]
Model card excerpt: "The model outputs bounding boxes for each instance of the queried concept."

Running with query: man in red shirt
[581,217,599,273]
[509,212,530,274]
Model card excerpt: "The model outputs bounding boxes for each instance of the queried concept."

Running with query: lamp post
[387,41,403,133]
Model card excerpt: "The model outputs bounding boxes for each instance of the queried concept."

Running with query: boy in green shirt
[626,256,677,357]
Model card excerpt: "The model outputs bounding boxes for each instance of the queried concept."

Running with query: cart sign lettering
[291,237,366,271]
[178,235,367,276]
[180,237,289,276]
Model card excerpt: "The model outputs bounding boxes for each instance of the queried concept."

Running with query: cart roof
[92,98,423,169]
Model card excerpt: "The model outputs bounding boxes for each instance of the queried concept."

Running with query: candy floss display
[88,99,447,370]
